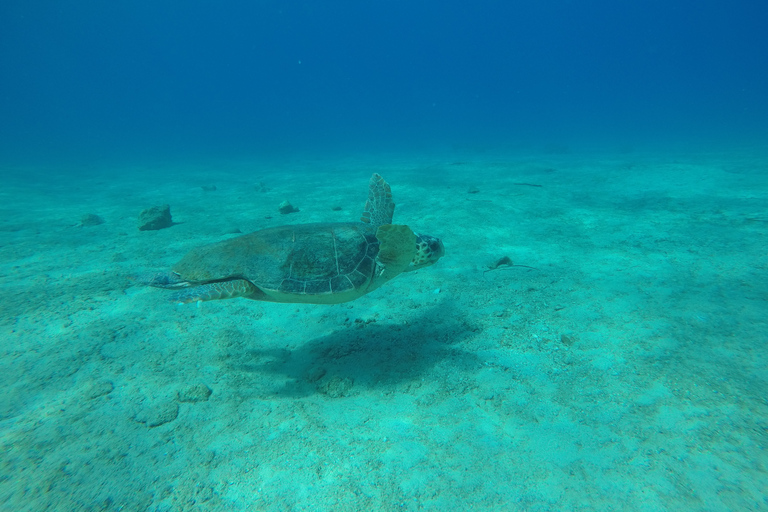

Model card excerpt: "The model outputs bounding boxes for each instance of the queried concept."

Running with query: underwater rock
[201,184,217,192]
[487,256,513,270]
[317,375,354,398]
[177,383,212,403]
[80,213,104,227]
[133,399,179,427]
[138,204,173,231]
[305,367,327,383]
[482,256,539,276]
[82,379,114,400]
[278,200,299,214]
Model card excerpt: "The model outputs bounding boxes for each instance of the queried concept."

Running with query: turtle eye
[417,235,444,259]
[430,238,445,259]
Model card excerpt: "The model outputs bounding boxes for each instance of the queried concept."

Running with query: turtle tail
[169,279,258,304]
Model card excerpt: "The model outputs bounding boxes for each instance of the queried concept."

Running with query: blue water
[2,1,766,166]
[2,2,768,511]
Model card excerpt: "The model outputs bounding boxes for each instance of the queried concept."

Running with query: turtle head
[405,233,445,271]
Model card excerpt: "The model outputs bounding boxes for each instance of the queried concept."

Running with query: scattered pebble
[80,213,104,227]
[279,200,300,214]
[138,205,173,231]
[488,256,513,269]
[177,383,213,403]
[317,376,354,398]
[133,400,179,427]
[82,380,114,400]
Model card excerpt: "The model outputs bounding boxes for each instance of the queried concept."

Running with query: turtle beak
[432,238,445,260]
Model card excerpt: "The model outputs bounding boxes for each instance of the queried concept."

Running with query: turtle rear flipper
[132,271,186,289]
[169,279,260,304]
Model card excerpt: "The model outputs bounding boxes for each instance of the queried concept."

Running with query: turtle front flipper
[169,279,259,304]
[368,224,417,293]
[360,173,395,228]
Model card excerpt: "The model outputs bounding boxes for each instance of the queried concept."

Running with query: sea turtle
[139,173,445,305]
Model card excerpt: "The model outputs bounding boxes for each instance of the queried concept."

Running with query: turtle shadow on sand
[227,301,481,398]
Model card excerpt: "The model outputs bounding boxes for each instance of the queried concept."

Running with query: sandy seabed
[1,149,766,511]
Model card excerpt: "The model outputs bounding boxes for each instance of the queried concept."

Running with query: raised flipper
[360,173,395,228]
[169,279,259,304]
